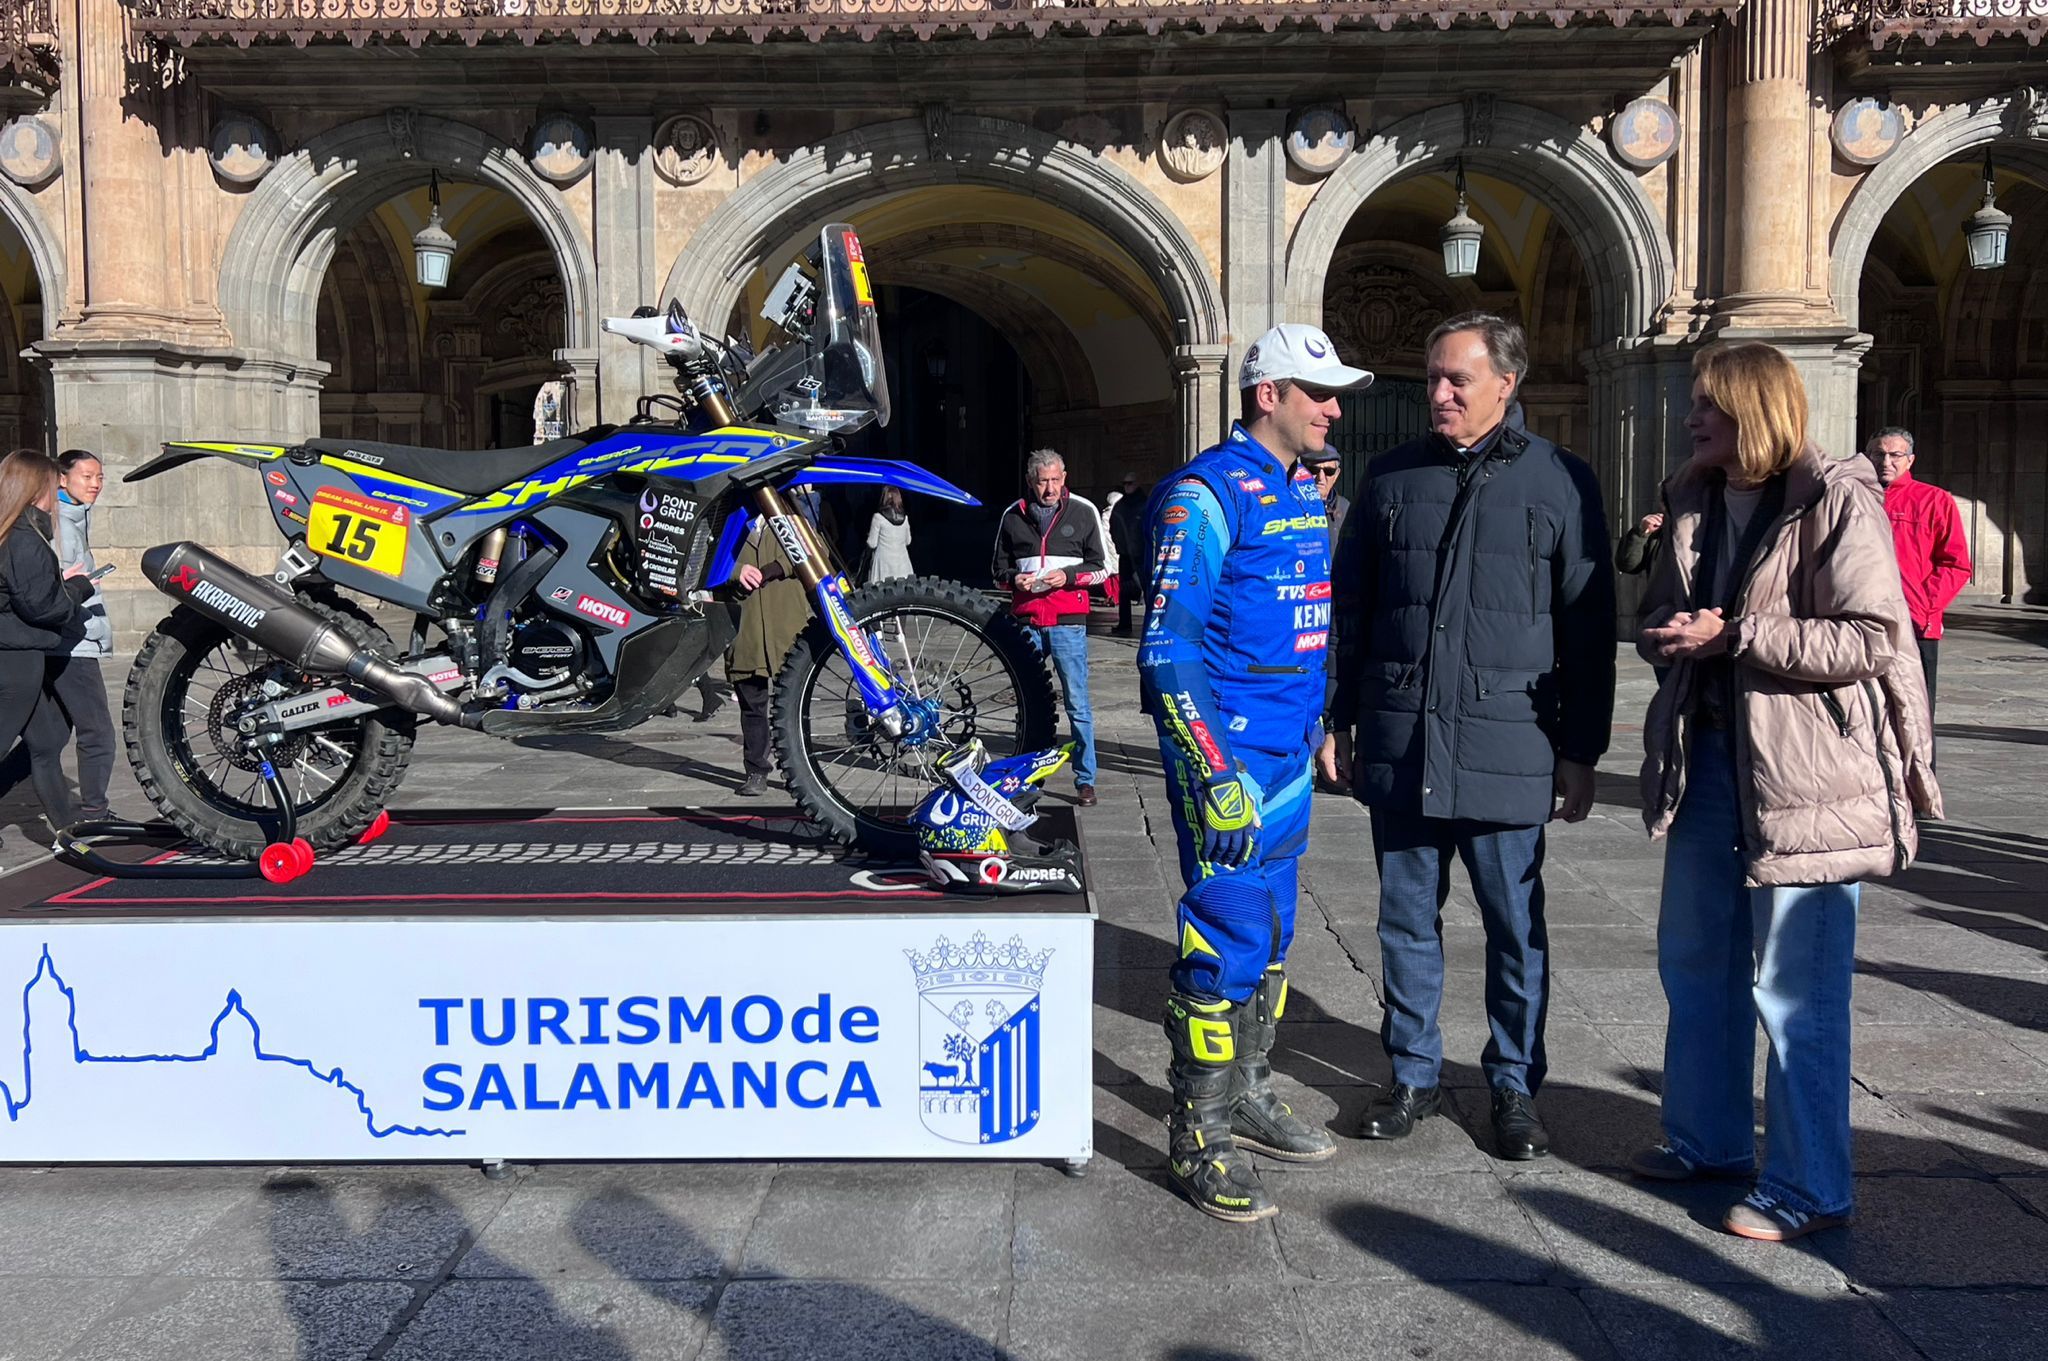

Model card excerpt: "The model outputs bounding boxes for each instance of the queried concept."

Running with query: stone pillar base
[1704,323,1871,461]
[1173,344,1229,461]
[33,340,327,648]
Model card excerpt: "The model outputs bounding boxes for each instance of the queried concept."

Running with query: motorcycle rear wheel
[123,596,418,860]
[770,577,1057,857]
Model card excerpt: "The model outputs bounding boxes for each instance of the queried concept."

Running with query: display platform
[0,808,1095,1167]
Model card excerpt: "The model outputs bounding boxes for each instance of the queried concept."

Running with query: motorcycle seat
[300,436,591,497]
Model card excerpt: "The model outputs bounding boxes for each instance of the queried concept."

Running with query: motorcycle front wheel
[123,596,418,859]
[770,577,1058,857]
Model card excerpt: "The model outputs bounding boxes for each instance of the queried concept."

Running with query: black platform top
[302,436,590,497]
[7,808,1096,921]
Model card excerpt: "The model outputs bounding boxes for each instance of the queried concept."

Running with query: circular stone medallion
[652,114,717,187]
[1831,99,1905,167]
[1609,98,1680,171]
[209,115,277,186]
[0,117,59,188]
[1286,105,1355,177]
[1159,109,1227,183]
[530,114,594,185]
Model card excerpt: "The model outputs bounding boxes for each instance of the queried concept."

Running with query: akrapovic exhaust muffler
[140,542,472,728]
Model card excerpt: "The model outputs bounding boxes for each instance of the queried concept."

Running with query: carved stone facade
[0,1,2039,637]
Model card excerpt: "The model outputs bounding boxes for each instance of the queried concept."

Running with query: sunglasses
[1309,465,1340,478]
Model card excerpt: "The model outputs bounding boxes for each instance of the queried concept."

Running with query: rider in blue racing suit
[1139,323,1373,1223]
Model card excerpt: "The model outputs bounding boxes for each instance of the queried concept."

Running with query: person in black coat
[0,449,94,833]
[1321,313,1615,1163]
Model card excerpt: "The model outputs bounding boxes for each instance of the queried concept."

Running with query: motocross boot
[1163,993,1278,1223]
[1228,966,1336,1161]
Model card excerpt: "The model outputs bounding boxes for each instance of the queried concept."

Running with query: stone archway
[1284,101,1672,347]
[0,178,63,333]
[217,112,598,378]
[665,116,1222,350]
[1830,89,2048,330]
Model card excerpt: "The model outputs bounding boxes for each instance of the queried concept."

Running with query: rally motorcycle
[121,225,1055,860]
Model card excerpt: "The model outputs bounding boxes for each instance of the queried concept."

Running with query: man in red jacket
[991,448,1110,805]
[1869,427,1972,716]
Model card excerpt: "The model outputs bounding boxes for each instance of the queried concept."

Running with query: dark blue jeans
[1369,808,1549,1095]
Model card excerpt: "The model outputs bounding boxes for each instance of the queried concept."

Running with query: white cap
[1238,323,1374,392]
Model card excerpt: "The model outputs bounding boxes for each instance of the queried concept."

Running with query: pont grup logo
[905,931,1050,1146]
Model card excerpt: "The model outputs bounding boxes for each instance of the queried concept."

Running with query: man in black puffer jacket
[1321,312,1614,1162]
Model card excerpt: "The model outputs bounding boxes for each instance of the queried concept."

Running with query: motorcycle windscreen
[794,456,978,508]
[787,223,891,435]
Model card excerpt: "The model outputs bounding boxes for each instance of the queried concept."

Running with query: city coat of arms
[905,932,1052,1145]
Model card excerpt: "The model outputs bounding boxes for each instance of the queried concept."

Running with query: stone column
[1225,109,1287,373]
[1173,343,1229,461]
[1584,338,1697,620]
[592,117,659,424]
[1710,0,1865,456]
[555,348,601,432]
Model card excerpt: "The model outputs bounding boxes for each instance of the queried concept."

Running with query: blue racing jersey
[1138,423,1332,775]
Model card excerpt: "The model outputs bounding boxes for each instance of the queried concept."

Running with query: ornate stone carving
[652,114,716,186]
[498,277,566,356]
[1323,261,1461,370]
[1159,109,1226,183]
[386,106,420,159]
[0,115,58,187]
[1609,97,1680,171]
[209,114,277,185]
[2018,85,2048,140]
[529,113,593,185]
[1286,104,1354,176]
[1464,93,1497,150]
[1831,98,1905,166]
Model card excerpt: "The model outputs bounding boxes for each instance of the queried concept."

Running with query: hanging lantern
[412,170,457,289]
[1964,150,2011,273]
[1440,157,1483,280]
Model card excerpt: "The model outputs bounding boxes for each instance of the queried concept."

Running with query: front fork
[750,484,930,743]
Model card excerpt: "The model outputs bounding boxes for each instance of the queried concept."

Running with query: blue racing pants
[1158,736,1315,1003]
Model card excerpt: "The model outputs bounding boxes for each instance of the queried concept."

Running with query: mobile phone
[87,563,116,582]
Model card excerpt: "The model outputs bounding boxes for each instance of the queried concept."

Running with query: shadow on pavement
[572,1190,1015,1360]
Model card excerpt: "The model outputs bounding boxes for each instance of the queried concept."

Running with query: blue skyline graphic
[1,944,464,1140]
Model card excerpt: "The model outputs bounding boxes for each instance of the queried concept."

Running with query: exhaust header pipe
[140,542,472,728]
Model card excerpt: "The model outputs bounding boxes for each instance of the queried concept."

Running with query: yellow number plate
[308,488,410,577]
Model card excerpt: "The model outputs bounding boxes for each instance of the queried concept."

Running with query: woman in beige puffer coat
[1631,343,1940,1245]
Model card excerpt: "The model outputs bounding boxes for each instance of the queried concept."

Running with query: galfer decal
[279,699,320,720]
[575,594,630,628]
[768,515,810,565]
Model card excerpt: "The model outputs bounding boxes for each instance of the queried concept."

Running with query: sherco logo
[575,595,630,628]
[190,580,267,630]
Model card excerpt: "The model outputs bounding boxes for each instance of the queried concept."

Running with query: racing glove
[1199,771,1259,869]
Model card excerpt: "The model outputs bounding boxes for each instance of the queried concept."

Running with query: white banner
[0,916,1093,1163]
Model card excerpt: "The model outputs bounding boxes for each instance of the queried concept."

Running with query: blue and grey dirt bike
[121,225,1056,860]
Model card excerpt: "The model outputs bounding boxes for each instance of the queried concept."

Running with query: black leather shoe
[1357,1083,1442,1140]
[1491,1088,1551,1161]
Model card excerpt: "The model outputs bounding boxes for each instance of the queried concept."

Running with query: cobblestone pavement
[0,605,2043,1359]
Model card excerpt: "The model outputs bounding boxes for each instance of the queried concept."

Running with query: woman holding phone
[0,449,96,832]
[51,449,117,821]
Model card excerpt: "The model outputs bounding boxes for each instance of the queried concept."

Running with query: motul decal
[575,595,630,628]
